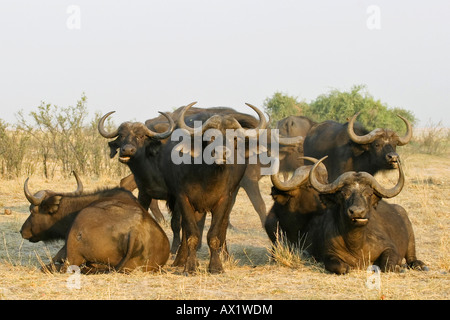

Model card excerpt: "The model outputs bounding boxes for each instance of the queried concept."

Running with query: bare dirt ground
[0,152,448,300]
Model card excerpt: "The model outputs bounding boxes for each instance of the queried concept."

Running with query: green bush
[264,85,417,134]
[304,85,417,132]
[263,92,309,126]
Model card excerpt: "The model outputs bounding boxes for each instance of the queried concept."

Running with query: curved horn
[299,156,326,171]
[300,156,321,165]
[309,156,356,194]
[271,166,310,191]
[368,160,405,198]
[176,101,199,134]
[271,156,324,191]
[98,111,119,139]
[396,115,413,146]
[60,171,84,196]
[245,103,268,130]
[24,178,43,206]
[143,111,175,140]
[72,171,84,194]
[347,112,384,145]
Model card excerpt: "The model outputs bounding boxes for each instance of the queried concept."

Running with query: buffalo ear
[319,193,337,208]
[108,141,119,158]
[271,187,290,205]
[370,194,382,209]
[42,196,62,215]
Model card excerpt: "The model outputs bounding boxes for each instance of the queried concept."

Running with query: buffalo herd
[20,102,428,275]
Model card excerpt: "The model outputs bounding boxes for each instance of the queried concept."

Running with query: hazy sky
[1,0,449,127]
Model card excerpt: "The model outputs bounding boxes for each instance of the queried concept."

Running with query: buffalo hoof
[183,265,197,276]
[172,256,186,267]
[208,266,224,274]
[325,259,351,275]
[40,263,64,274]
[227,222,237,230]
[408,260,429,271]
[170,243,180,254]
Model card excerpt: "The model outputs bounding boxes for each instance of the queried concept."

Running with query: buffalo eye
[362,189,373,198]
[341,188,352,199]
[135,135,146,142]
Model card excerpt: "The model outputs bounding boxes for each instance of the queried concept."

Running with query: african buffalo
[304,156,427,274]
[303,113,412,180]
[264,157,327,248]
[21,173,170,273]
[162,102,271,274]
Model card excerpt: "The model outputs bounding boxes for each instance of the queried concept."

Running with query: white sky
[1,0,449,126]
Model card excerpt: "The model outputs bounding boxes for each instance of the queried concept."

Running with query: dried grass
[0,152,449,300]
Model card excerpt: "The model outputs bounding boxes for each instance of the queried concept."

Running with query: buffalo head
[309,156,404,227]
[347,113,412,170]
[98,110,175,163]
[270,157,328,212]
[21,172,83,242]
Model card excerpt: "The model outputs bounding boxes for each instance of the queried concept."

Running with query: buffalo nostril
[386,153,399,161]
[348,206,365,217]
[121,146,136,155]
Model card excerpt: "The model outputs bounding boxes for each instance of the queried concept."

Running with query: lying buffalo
[304,157,427,274]
[21,172,170,273]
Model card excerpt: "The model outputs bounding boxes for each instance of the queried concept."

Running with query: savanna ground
[0,150,448,300]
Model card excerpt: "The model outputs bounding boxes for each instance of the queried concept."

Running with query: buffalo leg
[227,186,240,230]
[172,227,187,267]
[207,196,233,274]
[172,209,206,255]
[324,256,351,275]
[264,210,280,245]
[176,195,201,274]
[376,249,402,272]
[170,207,182,254]
[241,177,267,226]
[52,245,68,264]
[149,199,165,223]
[138,191,151,211]
[40,245,67,273]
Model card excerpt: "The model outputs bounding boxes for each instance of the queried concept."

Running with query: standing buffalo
[21,173,170,273]
[265,157,327,247]
[276,116,316,179]
[304,156,427,274]
[161,103,272,274]
[303,113,412,180]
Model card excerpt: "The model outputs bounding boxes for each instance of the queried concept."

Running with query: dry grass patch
[0,152,449,300]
